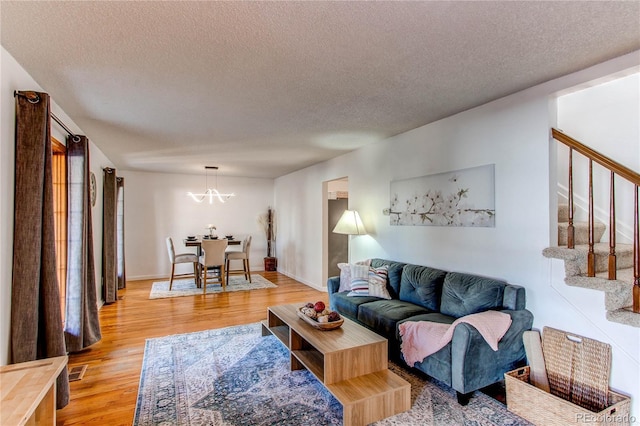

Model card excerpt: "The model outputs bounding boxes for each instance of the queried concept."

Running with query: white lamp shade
[333,210,367,235]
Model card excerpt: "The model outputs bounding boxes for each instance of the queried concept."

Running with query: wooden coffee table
[1,355,68,426]
[261,304,410,426]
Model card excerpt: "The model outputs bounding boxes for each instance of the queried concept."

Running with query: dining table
[184,236,241,253]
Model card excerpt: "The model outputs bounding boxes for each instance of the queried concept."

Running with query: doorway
[323,177,349,286]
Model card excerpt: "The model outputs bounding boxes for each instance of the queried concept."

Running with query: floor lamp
[332,210,367,262]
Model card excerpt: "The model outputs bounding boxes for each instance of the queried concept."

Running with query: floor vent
[68,364,88,382]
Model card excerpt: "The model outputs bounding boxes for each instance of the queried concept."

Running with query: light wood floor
[56,272,327,426]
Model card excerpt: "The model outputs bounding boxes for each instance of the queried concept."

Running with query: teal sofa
[327,258,533,405]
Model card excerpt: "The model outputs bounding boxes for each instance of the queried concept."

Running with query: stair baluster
[587,159,595,277]
[567,148,575,249]
[634,185,639,313]
[609,171,616,280]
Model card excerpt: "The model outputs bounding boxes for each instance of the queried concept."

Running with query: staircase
[542,129,640,328]
[544,205,638,329]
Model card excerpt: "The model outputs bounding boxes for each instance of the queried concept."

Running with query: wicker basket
[505,367,631,425]
[504,327,631,426]
[542,327,612,411]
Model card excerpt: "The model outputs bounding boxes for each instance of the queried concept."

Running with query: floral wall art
[387,164,495,227]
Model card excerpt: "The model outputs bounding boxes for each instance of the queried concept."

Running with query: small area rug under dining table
[149,275,277,299]
[133,323,530,425]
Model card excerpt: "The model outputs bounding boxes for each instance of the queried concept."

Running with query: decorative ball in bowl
[297,301,343,330]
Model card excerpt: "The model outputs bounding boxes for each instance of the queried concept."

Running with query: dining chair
[165,237,199,290]
[225,235,252,283]
[200,239,229,293]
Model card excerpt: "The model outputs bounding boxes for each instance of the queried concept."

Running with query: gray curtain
[116,177,126,289]
[64,135,101,352]
[11,90,69,408]
[102,167,118,303]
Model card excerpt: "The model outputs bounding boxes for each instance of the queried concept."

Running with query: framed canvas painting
[388,164,495,227]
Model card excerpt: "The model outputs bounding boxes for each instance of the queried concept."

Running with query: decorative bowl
[296,308,344,330]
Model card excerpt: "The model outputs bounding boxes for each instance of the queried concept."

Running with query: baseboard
[128,274,170,281]
[278,270,327,292]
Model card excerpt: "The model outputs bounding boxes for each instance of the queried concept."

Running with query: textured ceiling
[1,1,639,178]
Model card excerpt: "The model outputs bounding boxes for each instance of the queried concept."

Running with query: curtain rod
[51,112,77,138]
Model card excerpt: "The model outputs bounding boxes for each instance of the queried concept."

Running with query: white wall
[276,83,552,286]
[121,170,274,279]
[557,72,639,243]
[274,52,640,418]
[1,47,114,365]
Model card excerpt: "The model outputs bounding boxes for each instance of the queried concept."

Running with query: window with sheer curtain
[64,135,102,352]
[52,137,67,321]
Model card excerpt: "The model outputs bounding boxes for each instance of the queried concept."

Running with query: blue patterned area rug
[133,323,530,425]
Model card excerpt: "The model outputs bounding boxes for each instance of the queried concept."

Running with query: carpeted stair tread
[553,209,639,328]
[565,269,633,311]
[587,243,634,272]
[564,273,638,328]
[606,308,640,328]
[544,246,639,327]
[544,243,634,273]
[557,221,606,246]
[558,204,572,222]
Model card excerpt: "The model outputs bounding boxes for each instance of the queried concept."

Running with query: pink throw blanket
[399,311,512,366]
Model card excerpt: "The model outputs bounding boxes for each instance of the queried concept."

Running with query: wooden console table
[262,304,410,426]
[0,355,68,426]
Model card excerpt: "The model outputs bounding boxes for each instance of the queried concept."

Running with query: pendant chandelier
[187,166,235,204]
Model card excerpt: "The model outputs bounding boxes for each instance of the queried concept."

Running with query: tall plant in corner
[258,207,277,270]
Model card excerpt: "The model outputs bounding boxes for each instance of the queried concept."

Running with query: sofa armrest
[450,309,533,394]
[503,284,526,310]
[327,276,340,295]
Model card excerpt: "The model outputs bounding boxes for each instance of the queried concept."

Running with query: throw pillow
[348,265,391,299]
[347,264,370,295]
[368,265,391,299]
[337,259,371,292]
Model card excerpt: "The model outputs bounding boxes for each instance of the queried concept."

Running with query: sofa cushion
[331,292,381,319]
[440,272,505,318]
[370,258,406,299]
[357,300,430,340]
[398,264,447,311]
[408,343,452,385]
